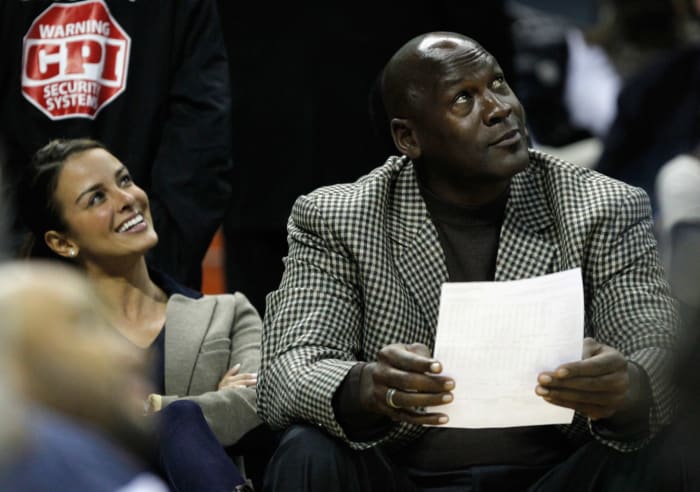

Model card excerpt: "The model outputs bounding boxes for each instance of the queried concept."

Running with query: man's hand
[535,337,633,420]
[359,343,454,426]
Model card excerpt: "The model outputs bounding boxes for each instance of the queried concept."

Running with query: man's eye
[455,92,472,104]
[493,76,506,89]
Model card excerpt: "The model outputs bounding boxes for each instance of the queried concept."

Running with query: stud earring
[69,249,76,257]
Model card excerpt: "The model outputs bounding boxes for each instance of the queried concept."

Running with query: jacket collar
[388,158,446,339]
[163,294,216,395]
[496,152,556,281]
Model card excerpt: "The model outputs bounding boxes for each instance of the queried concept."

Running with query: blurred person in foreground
[258,32,678,491]
[0,261,168,491]
[18,138,262,491]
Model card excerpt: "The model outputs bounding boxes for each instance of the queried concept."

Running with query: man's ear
[390,118,422,160]
[44,230,78,259]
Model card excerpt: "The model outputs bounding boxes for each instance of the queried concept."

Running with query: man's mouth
[490,129,521,147]
[116,213,145,233]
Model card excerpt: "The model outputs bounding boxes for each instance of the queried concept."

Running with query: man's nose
[482,93,512,126]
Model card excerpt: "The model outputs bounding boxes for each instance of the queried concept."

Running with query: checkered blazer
[259,150,677,452]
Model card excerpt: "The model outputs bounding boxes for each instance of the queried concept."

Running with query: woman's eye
[119,174,132,186]
[493,76,506,89]
[88,191,105,207]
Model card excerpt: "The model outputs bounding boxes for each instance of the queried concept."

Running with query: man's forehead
[416,34,481,58]
[439,53,500,87]
[413,34,495,81]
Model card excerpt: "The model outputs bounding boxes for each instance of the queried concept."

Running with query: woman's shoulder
[167,292,258,319]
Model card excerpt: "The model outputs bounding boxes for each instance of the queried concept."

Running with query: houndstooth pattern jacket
[258,149,677,452]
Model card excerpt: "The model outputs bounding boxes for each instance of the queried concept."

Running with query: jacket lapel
[387,157,556,340]
[495,163,556,281]
[164,294,215,395]
[389,161,448,339]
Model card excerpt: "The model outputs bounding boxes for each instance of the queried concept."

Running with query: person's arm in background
[147,0,232,289]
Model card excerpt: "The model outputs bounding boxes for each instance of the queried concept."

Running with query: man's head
[0,261,153,450]
[382,32,529,205]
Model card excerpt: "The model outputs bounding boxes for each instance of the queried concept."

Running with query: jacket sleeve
[257,194,410,450]
[147,0,232,286]
[160,293,262,446]
[586,186,678,451]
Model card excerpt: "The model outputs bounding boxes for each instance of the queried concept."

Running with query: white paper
[429,268,584,428]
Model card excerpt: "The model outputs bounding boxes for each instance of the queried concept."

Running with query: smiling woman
[30,142,159,268]
[17,139,263,492]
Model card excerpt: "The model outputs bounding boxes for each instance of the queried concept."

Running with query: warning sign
[21,0,131,120]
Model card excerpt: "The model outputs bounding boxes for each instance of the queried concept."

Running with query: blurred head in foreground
[0,261,154,453]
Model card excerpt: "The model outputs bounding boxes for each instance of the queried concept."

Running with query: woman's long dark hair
[19,138,106,259]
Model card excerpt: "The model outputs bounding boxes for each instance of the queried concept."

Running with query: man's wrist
[333,362,391,441]
[357,362,377,413]
[625,360,651,409]
[594,360,651,440]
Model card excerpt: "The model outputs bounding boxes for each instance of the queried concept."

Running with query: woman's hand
[217,363,258,390]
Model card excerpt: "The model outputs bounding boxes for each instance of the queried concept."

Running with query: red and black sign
[22,0,130,120]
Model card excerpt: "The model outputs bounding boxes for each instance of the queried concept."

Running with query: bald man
[258,33,677,491]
